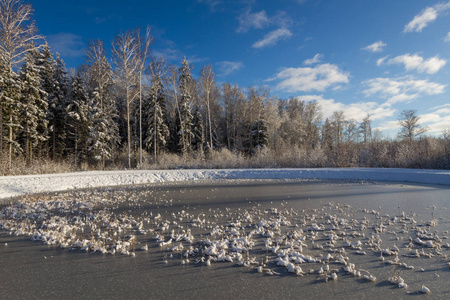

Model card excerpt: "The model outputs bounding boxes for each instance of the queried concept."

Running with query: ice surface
[1,168,449,200]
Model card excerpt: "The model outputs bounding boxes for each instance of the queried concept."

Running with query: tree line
[1,0,449,175]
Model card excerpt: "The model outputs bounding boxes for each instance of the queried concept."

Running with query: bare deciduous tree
[112,30,140,168]
[398,109,428,143]
[136,26,152,166]
[0,0,41,170]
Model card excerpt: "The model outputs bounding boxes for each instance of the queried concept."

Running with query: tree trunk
[74,127,78,168]
[52,120,56,159]
[154,104,157,162]
[127,88,131,169]
[139,72,142,167]
[0,102,3,175]
[207,92,212,150]
[9,114,12,168]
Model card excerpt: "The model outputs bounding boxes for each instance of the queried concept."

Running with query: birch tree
[136,27,152,166]
[18,49,46,165]
[86,40,119,167]
[199,64,216,150]
[112,30,140,168]
[0,0,41,169]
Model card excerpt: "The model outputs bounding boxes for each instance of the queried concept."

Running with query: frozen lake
[1,180,449,299]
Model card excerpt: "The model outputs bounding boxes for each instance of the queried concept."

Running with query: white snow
[0,168,449,200]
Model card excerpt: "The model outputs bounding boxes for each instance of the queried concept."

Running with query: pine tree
[18,49,47,165]
[191,106,205,153]
[321,118,334,150]
[87,90,113,167]
[0,0,41,169]
[36,42,56,156]
[250,119,268,153]
[47,53,68,159]
[144,75,169,160]
[177,58,194,153]
[66,74,89,167]
[85,40,119,167]
[0,58,21,166]
[36,43,55,96]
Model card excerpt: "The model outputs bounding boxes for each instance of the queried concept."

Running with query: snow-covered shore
[0,168,449,200]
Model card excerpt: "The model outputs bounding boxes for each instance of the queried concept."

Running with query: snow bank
[1,168,449,200]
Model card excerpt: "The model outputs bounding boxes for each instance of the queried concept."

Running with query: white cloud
[404,2,450,32]
[270,63,350,93]
[216,61,243,76]
[236,9,270,33]
[363,76,446,105]
[381,54,447,74]
[376,56,388,66]
[418,109,450,134]
[295,95,395,121]
[252,28,292,48]
[376,120,400,132]
[376,107,450,134]
[445,32,450,42]
[46,33,84,57]
[303,54,323,65]
[362,41,386,53]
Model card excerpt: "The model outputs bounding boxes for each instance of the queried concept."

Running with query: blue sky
[29,0,450,137]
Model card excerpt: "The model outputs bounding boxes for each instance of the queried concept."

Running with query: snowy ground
[1,168,449,200]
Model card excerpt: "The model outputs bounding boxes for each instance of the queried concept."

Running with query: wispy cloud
[236,9,270,33]
[197,0,222,12]
[153,48,207,64]
[376,56,389,66]
[362,76,446,105]
[379,53,447,74]
[362,41,386,53]
[269,63,350,93]
[303,54,323,65]
[153,48,182,62]
[252,28,292,48]
[445,32,450,42]
[416,106,450,134]
[45,33,84,57]
[295,95,394,121]
[216,61,243,76]
[404,2,450,32]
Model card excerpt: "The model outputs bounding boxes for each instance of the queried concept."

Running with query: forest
[1,0,449,175]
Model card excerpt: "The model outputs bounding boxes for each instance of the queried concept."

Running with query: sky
[28,0,450,137]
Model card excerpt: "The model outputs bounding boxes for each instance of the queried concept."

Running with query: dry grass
[2,138,449,176]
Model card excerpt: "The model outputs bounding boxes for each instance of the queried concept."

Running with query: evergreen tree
[18,49,47,164]
[85,41,119,167]
[36,42,56,155]
[177,58,194,153]
[144,75,169,160]
[250,119,268,153]
[321,118,334,150]
[36,43,55,96]
[47,53,68,159]
[66,74,89,167]
[87,90,113,167]
[191,106,205,153]
[0,59,21,165]
[0,0,41,169]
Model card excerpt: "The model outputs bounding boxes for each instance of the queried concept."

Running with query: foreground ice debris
[1,187,449,296]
